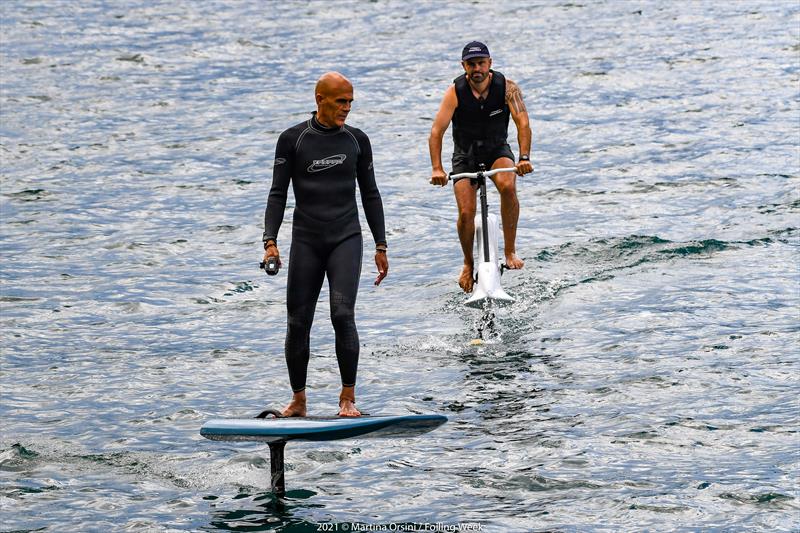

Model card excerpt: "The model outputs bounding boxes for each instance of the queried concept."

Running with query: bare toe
[505,254,524,270]
[338,400,361,417]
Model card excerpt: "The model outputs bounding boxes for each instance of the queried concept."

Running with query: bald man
[262,72,388,417]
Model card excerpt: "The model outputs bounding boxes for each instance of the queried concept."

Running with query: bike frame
[449,165,518,307]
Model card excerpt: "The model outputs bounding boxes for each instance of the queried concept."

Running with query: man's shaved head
[315,71,352,97]
[314,71,354,128]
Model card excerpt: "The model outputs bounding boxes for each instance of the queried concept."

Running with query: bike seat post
[477,163,486,182]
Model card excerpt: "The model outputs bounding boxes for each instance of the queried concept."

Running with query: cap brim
[462,53,490,60]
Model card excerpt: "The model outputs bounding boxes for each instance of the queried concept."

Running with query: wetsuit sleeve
[355,132,387,247]
[262,131,294,243]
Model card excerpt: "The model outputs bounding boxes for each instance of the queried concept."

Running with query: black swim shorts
[451,143,515,175]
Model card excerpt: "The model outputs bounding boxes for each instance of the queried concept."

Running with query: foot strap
[255,408,285,419]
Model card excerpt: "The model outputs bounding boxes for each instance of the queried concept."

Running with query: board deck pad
[200,414,447,443]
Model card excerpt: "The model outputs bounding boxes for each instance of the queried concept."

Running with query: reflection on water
[207,490,320,532]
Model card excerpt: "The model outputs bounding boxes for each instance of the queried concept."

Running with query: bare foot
[459,264,474,293]
[505,253,524,270]
[338,399,361,417]
[338,386,361,417]
[281,391,307,417]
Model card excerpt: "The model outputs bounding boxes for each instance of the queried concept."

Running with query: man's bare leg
[491,158,524,269]
[454,179,478,292]
[281,390,307,417]
[338,385,361,417]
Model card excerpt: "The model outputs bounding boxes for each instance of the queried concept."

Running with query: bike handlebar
[449,167,519,180]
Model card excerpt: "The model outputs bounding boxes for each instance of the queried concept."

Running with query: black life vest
[451,70,510,154]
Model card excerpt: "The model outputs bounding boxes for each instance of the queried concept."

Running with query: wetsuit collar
[310,111,342,133]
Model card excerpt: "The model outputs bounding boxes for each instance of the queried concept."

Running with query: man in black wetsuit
[429,41,533,293]
[261,72,388,418]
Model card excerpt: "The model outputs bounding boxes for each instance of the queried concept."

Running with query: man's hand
[516,160,533,176]
[262,243,281,268]
[430,169,448,187]
[374,251,388,286]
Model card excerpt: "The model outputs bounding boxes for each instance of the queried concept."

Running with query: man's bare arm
[429,86,458,178]
[506,79,531,157]
[506,79,532,175]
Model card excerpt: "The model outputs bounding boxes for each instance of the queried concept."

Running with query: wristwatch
[519,155,530,162]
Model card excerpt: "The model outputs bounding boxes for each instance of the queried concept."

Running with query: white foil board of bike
[465,262,514,307]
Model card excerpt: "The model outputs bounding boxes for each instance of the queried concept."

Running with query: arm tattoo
[506,81,527,115]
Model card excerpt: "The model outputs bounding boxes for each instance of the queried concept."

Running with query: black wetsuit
[451,70,515,174]
[263,113,386,392]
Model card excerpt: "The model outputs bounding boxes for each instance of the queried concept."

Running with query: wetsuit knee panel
[330,306,356,331]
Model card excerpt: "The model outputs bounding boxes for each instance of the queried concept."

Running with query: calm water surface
[1,1,799,531]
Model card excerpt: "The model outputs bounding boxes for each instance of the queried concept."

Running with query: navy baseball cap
[462,41,491,61]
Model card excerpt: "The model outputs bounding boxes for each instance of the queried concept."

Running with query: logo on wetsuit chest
[307,154,347,173]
